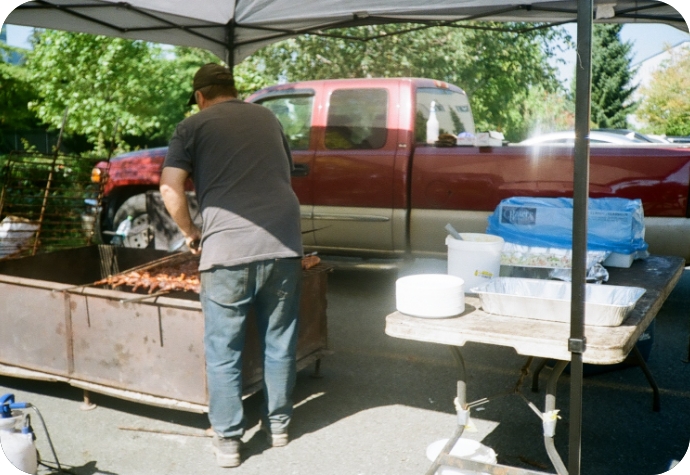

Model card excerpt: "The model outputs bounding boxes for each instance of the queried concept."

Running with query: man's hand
[185,228,202,254]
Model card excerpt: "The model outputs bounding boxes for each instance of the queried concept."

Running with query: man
[160,63,304,468]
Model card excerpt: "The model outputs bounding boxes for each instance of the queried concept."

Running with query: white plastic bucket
[426,438,498,475]
[446,233,504,292]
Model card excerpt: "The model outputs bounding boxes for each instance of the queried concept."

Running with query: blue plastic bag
[486,197,648,256]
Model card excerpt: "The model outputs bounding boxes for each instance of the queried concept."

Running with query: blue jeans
[200,258,302,438]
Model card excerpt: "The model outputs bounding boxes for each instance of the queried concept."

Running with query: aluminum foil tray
[471,277,645,327]
[499,244,610,282]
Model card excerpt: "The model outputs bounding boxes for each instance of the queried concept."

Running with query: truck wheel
[112,194,153,248]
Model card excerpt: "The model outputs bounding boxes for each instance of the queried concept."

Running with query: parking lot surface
[2,259,690,475]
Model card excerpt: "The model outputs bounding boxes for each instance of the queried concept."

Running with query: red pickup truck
[94,78,690,261]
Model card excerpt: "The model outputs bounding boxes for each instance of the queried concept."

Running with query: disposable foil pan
[471,277,646,327]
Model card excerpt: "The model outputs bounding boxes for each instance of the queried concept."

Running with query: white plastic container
[426,101,440,144]
[446,233,504,292]
[0,415,38,475]
[396,274,465,318]
[426,438,498,475]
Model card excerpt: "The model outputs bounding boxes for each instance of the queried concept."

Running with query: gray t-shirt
[164,98,303,271]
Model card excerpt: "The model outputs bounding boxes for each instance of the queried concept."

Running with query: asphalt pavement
[1,259,690,475]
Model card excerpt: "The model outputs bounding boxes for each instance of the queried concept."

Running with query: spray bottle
[112,214,133,246]
[426,100,440,144]
[0,394,38,475]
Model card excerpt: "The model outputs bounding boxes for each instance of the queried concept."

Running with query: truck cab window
[326,89,388,150]
[415,88,475,143]
[257,94,314,150]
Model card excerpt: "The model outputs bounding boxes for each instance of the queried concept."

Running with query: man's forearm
[160,188,196,236]
[159,168,200,239]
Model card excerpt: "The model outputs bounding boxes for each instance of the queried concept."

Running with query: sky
[552,22,690,86]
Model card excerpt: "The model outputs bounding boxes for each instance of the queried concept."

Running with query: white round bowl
[396,274,465,318]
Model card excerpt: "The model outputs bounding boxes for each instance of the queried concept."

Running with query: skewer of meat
[96,252,316,294]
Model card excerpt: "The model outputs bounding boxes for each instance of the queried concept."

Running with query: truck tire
[112,194,153,248]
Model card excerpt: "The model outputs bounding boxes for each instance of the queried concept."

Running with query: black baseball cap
[187,63,235,106]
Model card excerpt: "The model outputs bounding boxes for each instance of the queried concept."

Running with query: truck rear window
[416,87,475,143]
[257,94,314,150]
[326,89,388,150]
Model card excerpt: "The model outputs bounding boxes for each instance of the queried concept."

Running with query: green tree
[587,24,637,129]
[251,23,565,142]
[635,46,690,137]
[25,30,192,155]
[455,25,566,140]
[23,31,274,155]
[517,85,575,139]
[1,43,40,131]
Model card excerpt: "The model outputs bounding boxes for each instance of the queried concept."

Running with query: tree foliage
[519,85,575,139]
[22,30,276,155]
[25,30,194,154]
[16,24,568,151]
[635,45,690,137]
[588,24,637,129]
[455,25,566,140]
[251,23,567,141]
[0,43,40,131]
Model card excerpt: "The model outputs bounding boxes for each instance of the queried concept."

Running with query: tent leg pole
[570,0,594,474]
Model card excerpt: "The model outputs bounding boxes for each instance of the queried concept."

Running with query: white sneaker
[270,431,289,447]
[260,421,289,447]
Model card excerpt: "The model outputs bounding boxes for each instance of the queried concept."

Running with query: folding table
[385,255,684,475]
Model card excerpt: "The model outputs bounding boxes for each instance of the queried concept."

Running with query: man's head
[187,63,238,107]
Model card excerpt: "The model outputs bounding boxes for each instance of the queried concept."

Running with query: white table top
[385,256,684,365]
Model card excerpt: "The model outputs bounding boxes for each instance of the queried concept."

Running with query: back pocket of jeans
[201,267,250,306]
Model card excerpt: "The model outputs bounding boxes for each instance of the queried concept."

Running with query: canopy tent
[3,1,689,474]
[5,0,688,64]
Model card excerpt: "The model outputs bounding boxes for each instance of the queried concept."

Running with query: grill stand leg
[310,358,323,379]
[80,389,97,411]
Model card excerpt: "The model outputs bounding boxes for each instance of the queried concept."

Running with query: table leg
[544,360,569,475]
[450,345,468,417]
[531,358,548,393]
[426,347,556,475]
[424,346,468,475]
[631,346,661,412]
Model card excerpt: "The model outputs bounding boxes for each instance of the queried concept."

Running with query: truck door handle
[291,163,310,177]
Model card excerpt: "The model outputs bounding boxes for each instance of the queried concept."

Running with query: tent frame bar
[14,0,683,57]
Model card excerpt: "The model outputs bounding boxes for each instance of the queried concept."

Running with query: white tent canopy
[6,0,688,63]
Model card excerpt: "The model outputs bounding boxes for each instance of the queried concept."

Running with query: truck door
[253,91,317,246]
[312,84,399,253]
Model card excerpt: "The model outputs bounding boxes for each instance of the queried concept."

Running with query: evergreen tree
[588,24,637,129]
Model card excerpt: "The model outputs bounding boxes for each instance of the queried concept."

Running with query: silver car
[517,130,644,145]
